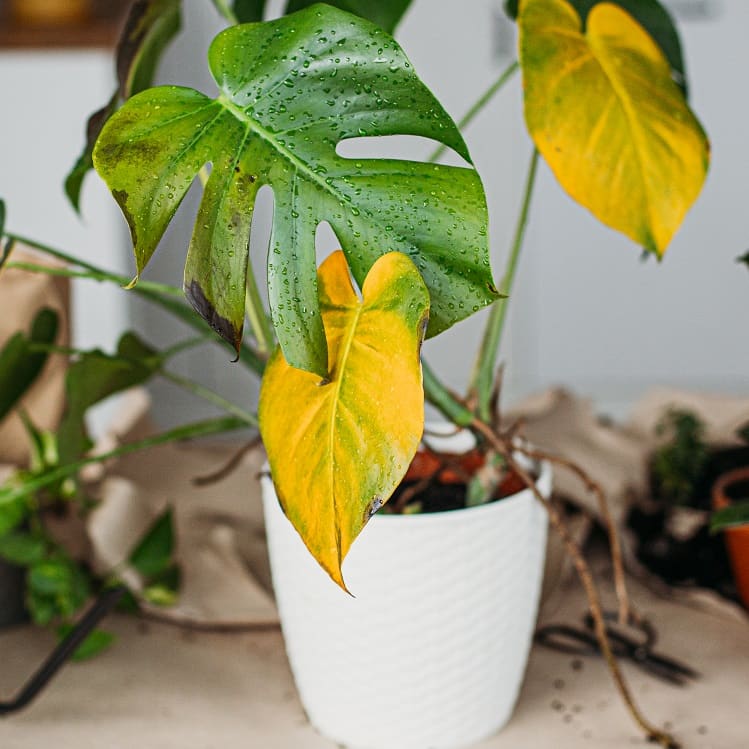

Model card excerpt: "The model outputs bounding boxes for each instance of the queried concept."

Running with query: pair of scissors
[535,610,699,687]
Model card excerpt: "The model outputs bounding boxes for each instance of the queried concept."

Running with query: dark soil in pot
[386,449,528,514]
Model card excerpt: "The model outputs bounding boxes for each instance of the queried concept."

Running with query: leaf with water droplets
[284,0,412,33]
[93,4,496,376]
[259,251,428,589]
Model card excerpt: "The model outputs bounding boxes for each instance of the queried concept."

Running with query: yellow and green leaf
[519,0,709,256]
[259,251,428,589]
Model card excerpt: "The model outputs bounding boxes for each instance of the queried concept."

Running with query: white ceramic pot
[262,434,551,749]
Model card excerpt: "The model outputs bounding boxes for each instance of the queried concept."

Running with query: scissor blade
[634,650,700,686]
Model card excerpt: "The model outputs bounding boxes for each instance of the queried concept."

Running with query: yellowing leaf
[259,251,429,589]
[519,0,709,256]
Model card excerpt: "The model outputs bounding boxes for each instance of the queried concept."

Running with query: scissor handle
[535,623,600,655]
[583,610,657,656]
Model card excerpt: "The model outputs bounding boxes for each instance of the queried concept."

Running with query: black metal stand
[0,585,127,716]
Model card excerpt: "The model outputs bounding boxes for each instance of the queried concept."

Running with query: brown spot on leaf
[363,496,384,525]
[112,189,138,247]
[185,279,242,355]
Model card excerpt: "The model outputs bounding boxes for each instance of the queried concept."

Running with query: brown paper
[0,246,70,466]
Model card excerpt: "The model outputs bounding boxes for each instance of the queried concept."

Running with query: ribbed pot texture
[262,447,551,749]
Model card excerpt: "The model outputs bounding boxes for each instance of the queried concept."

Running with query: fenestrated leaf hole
[336,134,471,168]
[316,221,363,302]
[248,184,274,311]
[250,190,363,341]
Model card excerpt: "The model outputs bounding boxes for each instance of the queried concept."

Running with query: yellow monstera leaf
[519,0,709,256]
[259,251,429,590]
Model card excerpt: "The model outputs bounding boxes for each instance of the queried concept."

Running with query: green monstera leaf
[65,0,181,212]
[285,0,412,33]
[94,4,496,377]
[219,0,412,32]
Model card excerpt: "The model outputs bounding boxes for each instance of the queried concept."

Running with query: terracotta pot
[712,466,749,609]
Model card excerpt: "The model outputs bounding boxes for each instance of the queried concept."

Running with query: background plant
[711,421,749,532]
[0,302,184,658]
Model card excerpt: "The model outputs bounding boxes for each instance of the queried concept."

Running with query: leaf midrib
[327,300,364,566]
[219,94,353,215]
[218,93,428,276]
[584,25,654,242]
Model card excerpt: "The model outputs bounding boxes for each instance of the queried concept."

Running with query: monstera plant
[91,0,708,587]
[0,0,709,745]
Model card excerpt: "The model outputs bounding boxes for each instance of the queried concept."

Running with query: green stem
[422,361,474,428]
[420,60,523,428]
[470,148,539,421]
[160,369,257,425]
[28,335,207,363]
[0,417,247,506]
[212,0,239,25]
[3,233,266,376]
[4,255,181,299]
[26,344,81,357]
[244,264,274,356]
[160,335,212,360]
[428,60,519,163]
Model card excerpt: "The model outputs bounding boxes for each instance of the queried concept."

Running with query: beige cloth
[0,247,69,465]
[1,565,746,749]
[83,391,277,628]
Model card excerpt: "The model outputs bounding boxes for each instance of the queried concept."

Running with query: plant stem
[160,369,257,425]
[244,263,274,356]
[160,335,213,360]
[3,255,181,298]
[421,61,522,428]
[519,444,632,626]
[0,417,247,506]
[428,60,520,163]
[3,233,266,376]
[192,435,262,486]
[470,148,539,421]
[422,361,475,428]
[211,0,239,25]
[470,420,679,749]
